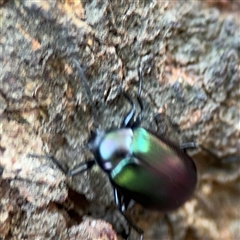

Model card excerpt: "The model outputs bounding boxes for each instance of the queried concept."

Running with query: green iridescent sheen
[131,128,151,153]
[111,157,155,193]
[109,127,196,210]
[111,158,136,186]
[132,128,174,162]
[110,127,174,194]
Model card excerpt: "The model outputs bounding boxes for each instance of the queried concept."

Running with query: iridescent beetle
[33,60,197,240]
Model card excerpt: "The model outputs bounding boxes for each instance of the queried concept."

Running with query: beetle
[31,60,197,240]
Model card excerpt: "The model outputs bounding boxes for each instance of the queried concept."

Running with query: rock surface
[0,1,239,239]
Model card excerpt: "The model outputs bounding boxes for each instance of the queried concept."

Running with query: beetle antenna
[131,65,144,128]
[137,66,144,120]
[73,59,99,129]
[120,72,136,128]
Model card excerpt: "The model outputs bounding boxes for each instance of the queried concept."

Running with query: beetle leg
[113,188,131,212]
[184,145,240,164]
[27,154,95,176]
[164,214,174,240]
[179,143,239,165]
[121,66,144,128]
[73,59,99,129]
[121,92,136,128]
[180,142,197,152]
[113,188,144,240]
[120,212,143,240]
[64,160,95,176]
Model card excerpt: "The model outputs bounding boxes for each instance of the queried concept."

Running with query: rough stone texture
[0,0,239,240]
[68,218,117,240]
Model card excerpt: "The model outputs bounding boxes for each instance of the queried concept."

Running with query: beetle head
[87,129,105,153]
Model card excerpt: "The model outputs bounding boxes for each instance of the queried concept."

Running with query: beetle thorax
[89,128,133,172]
